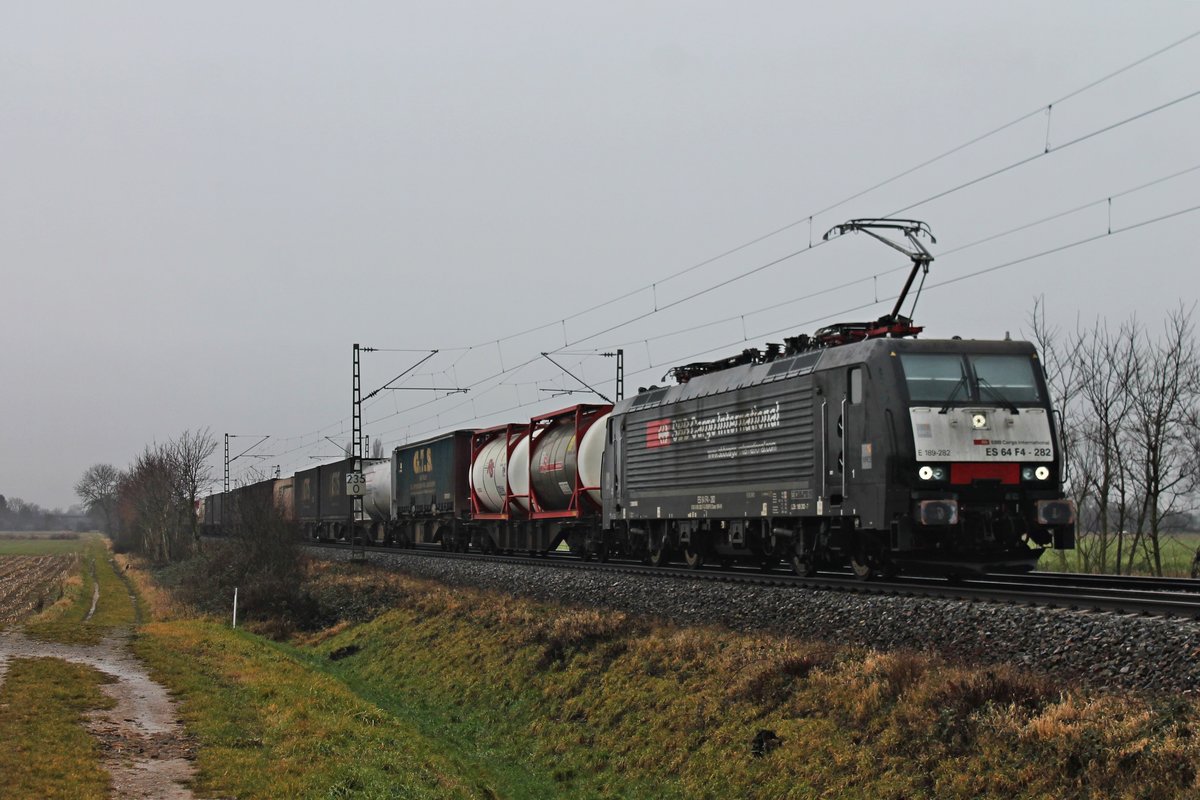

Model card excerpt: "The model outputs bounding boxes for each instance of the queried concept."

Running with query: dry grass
[114,552,187,621]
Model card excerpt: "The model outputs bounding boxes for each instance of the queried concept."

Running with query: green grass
[1039,531,1200,576]
[0,537,87,556]
[26,535,139,644]
[0,657,116,799]
[133,620,518,799]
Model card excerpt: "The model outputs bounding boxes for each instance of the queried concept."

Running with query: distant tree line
[0,494,88,532]
[1032,301,1200,575]
[74,429,217,562]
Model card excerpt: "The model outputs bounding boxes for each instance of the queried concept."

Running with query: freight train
[201,220,1077,579]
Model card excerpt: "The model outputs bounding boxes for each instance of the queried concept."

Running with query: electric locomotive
[595,220,1076,577]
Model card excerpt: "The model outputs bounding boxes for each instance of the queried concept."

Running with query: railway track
[306,540,1200,620]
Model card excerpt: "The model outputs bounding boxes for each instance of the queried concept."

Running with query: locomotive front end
[891,340,1075,574]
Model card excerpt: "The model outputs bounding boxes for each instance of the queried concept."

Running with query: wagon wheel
[683,545,705,570]
[649,536,672,568]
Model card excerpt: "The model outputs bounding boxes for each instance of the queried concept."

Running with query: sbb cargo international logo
[646,419,672,448]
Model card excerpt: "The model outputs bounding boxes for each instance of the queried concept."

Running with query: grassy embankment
[0,534,135,799]
[128,558,1200,800]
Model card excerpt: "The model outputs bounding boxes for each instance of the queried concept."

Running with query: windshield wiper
[938,374,969,414]
[977,377,1020,414]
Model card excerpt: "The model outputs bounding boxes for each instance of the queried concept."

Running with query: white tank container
[509,433,531,511]
[471,434,517,513]
[578,412,610,505]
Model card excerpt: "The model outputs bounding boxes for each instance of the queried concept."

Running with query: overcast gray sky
[3,1,1199,509]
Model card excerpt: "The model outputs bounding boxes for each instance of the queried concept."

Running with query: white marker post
[232,587,238,629]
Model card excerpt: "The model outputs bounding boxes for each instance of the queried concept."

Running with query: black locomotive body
[601,336,1075,577]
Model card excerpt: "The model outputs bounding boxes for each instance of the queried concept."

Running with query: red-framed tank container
[528,403,612,520]
[469,422,531,520]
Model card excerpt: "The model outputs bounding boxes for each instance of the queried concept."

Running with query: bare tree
[172,428,217,548]
[371,438,385,459]
[74,463,122,534]
[1125,305,1200,575]
[1072,319,1139,573]
[119,443,188,562]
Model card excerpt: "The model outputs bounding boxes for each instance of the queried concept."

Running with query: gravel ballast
[312,546,1200,695]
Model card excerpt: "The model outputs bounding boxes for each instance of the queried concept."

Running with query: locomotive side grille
[622,378,815,493]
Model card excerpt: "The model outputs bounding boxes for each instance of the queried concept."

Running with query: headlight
[1022,465,1052,481]
[972,413,988,429]
[918,466,948,481]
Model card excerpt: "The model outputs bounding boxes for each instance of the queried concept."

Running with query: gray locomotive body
[602,336,1075,577]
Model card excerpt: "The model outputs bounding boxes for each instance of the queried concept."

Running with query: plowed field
[0,555,77,626]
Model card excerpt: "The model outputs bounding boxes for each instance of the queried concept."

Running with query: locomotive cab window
[900,352,1043,406]
[899,354,967,403]
[970,355,1041,403]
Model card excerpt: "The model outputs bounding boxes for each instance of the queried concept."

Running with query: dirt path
[0,563,199,799]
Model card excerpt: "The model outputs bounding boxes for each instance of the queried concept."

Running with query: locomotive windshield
[899,353,1041,404]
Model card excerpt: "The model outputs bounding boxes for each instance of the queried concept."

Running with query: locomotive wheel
[790,553,817,578]
[683,546,705,570]
[850,556,875,581]
[649,540,672,568]
[851,535,894,581]
[759,557,778,573]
